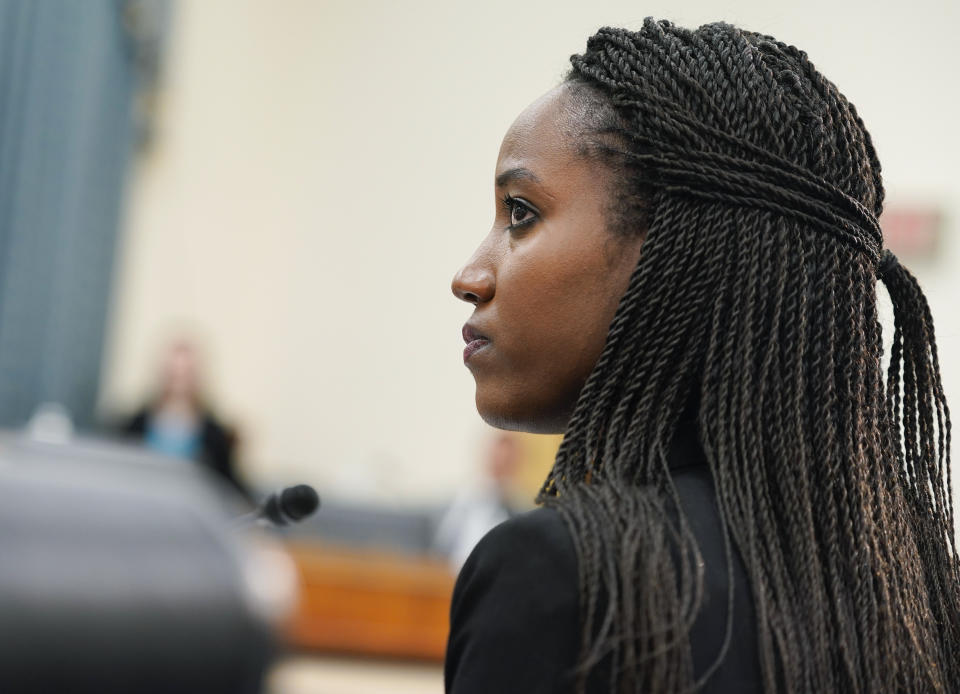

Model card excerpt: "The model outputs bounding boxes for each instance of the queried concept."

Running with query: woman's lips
[462,324,490,363]
[463,338,490,362]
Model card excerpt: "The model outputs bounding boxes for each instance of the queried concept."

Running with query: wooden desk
[282,542,456,662]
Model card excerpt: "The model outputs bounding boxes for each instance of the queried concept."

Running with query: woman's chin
[475,395,569,435]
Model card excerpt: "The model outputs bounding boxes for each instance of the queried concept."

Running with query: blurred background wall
[76,0,959,505]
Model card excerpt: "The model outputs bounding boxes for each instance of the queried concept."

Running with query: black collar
[667,415,708,472]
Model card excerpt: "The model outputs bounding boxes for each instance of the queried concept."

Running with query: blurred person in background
[119,338,249,499]
[433,431,525,571]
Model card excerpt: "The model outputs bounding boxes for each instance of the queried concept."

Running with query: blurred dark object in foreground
[0,433,290,693]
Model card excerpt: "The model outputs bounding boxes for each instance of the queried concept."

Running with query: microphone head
[278,484,320,522]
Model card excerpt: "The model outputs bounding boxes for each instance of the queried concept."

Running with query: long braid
[537,19,960,693]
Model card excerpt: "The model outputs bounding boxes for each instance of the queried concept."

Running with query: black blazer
[122,407,249,499]
[445,419,764,693]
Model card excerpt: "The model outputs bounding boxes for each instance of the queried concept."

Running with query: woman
[121,339,248,498]
[447,19,959,694]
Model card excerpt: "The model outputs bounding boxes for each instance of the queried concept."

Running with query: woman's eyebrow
[495,167,542,188]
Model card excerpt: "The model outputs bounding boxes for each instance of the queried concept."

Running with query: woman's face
[452,85,644,434]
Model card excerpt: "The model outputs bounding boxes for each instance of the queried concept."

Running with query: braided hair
[537,19,959,693]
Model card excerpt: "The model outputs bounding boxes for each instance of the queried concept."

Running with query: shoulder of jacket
[457,507,576,593]
[446,508,583,693]
[477,506,569,552]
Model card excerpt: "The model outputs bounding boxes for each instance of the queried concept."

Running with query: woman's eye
[504,196,537,230]
[511,203,530,226]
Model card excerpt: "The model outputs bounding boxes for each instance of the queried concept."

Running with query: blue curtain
[0,1,156,428]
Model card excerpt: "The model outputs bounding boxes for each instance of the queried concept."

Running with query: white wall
[101,0,960,504]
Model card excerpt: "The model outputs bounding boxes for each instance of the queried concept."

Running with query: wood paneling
[282,542,455,662]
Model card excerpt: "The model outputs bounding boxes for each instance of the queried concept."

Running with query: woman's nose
[452,261,495,305]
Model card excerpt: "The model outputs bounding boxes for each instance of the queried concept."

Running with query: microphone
[238,484,320,528]
[261,484,320,526]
